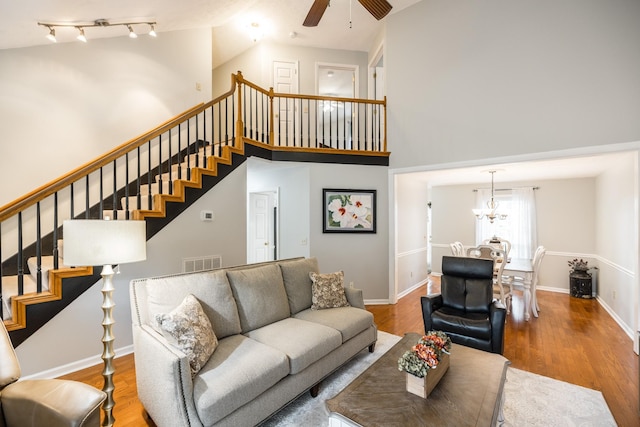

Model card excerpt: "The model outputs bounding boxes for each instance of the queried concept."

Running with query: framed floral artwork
[323,189,376,233]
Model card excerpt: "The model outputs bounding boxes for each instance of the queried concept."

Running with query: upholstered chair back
[0,322,20,392]
[441,256,494,313]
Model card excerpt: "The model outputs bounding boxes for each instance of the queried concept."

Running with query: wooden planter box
[405,353,450,398]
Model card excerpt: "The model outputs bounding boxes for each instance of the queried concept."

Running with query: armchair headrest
[442,256,493,280]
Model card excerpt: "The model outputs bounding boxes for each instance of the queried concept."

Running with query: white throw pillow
[155,294,218,377]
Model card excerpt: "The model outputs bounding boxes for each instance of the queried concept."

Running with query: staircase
[0,71,390,345]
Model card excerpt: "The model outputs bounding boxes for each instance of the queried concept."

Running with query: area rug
[261,331,617,426]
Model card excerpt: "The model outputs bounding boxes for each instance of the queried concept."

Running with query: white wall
[212,42,369,97]
[16,162,247,376]
[309,163,389,301]
[394,174,430,297]
[386,0,640,170]
[0,28,213,206]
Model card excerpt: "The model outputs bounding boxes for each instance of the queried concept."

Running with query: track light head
[76,27,87,42]
[46,27,56,43]
[148,24,157,37]
[127,25,137,38]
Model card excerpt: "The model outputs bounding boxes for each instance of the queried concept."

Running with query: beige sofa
[130,257,377,427]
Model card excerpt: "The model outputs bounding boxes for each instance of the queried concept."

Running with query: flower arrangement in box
[568,258,589,273]
[397,331,452,378]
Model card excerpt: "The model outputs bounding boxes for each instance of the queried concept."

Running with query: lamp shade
[63,220,147,266]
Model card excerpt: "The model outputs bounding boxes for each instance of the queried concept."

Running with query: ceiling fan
[303,0,393,27]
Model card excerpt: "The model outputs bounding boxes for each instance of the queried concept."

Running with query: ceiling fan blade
[358,0,393,20]
[303,0,331,27]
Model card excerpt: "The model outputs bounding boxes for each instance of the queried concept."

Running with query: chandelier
[473,170,507,223]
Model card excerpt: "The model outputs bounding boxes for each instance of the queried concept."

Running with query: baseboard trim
[365,299,391,305]
[22,344,134,380]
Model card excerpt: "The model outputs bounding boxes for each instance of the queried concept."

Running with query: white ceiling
[2,0,420,67]
[406,151,635,187]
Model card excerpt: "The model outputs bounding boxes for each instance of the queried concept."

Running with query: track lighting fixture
[37,19,157,43]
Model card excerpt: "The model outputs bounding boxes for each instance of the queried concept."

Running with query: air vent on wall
[182,255,222,273]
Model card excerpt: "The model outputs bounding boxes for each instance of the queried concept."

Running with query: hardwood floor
[59,276,638,426]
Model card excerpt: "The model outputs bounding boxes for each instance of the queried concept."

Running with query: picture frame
[323,189,376,233]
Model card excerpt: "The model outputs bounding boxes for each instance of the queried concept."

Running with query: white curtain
[510,188,537,259]
[474,187,537,259]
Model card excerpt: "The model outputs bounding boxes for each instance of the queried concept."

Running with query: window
[475,188,537,259]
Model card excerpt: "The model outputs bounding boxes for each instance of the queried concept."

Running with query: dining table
[503,258,536,321]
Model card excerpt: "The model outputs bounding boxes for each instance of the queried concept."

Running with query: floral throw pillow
[155,294,218,377]
[309,271,350,310]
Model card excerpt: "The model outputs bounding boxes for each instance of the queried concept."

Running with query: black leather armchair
[421,256,506,354]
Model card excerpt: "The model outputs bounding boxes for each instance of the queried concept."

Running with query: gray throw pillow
[156,294,218,377]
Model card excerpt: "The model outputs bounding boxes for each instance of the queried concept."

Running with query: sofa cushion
[227,264,290,333]
[193,334,289,425]
[293,306,374,343]
[245,318,342,374]
[309,271,350,310]
[155,294,218,377]
[144,270,242,339]
[278,257,319,314]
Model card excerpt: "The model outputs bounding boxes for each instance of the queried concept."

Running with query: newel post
[235,71,244,149]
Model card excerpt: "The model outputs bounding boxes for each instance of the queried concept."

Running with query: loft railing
[0,71,387,327]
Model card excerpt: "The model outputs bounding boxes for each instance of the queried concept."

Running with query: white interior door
[248,191,277,263]
[273,60,299,146]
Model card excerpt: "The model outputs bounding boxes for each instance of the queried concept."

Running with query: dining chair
[482,237,511,259]
[510,246,546,315]
[449,241,465,257]
[467,245,510,312]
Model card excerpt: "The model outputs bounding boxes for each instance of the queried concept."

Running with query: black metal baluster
[112,160,118,220]
[187,123,191,180]
[219,101,223,153]
[85,175,89,218]
[147,141,152,210]
[70,183,74,219]
[342,101,346,150]
[53,192,59,269]
[157,134,163,199]
[168,131,173,194]
[36,202,42,292]
[99,167,104,219]
[231,93,235,144]
[177,124,183,179]
[195,116,200,168]
[17,212,23,297]
[138,147,142,213]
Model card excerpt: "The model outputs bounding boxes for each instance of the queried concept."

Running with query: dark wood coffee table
[326,332,510,426]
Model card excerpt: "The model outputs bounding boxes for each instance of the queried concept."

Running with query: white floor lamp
[63,219,147,427]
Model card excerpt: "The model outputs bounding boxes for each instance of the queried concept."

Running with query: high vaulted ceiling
[1,0,420,67]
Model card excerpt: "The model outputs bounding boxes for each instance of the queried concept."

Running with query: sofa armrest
[133,324,201,427]
[420,294,443,333]
[489,302,507,354]
[344,287,365,309]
